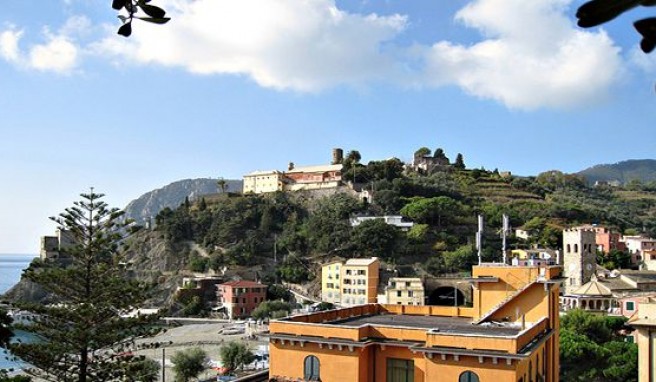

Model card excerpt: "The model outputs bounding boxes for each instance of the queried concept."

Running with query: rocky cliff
[124,178,242,225]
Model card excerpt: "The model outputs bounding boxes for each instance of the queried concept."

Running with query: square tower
[563,228,597,295]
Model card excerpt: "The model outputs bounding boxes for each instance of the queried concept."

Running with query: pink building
[217,280,267,319]
[575,224,625,254]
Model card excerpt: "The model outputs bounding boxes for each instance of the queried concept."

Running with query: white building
[349,215,414,231]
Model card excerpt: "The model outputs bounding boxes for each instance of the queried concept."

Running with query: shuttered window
[304,355,320,381]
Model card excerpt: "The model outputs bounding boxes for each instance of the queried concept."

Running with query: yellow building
[321,261,342,305]
[378,277,425,306]
[629,301,656,382]
[270,264,561,382]
[321,258,380,307]
[242,170,285,194]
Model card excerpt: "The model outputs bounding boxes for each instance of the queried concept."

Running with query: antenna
[501,214,510,264]
[477,215,484,265]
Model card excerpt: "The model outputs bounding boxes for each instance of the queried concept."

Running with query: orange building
[269,264,561,382]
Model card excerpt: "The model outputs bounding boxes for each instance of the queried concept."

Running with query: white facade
[379,277,425,305]
[350,215,414,231]
[242,171,285,194]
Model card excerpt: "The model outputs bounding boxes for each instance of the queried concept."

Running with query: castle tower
[563,228,597,295]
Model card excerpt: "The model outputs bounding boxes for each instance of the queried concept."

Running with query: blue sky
[0,0,655,254]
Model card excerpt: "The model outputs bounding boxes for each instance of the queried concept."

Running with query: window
[406,282,411,287]
[408,291,414,297]
[459,371,479,382]
[304,355,320,381]
[626,301,635,311]
[387,358,413,382]
[397,291,402,297]
[574,244,578,253]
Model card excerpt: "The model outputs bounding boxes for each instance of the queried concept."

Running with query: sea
[0,253,37,372]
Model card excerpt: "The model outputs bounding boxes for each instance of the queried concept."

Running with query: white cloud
[29,35,78,72]
[0,29,23,63]
[422,0,623,109]
[95,0,407,91]
[0,17,87,73]
[630,47,656,74]
[6,1,627,109]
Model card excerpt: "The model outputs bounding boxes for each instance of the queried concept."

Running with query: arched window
[304,355,320,381]
[574,244,579,253]
[459,371,480,382]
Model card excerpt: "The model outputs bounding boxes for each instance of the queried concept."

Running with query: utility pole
[162,347,166,382]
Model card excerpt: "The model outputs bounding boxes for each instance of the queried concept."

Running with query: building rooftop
[220,280,266,288]
[570,276,613,296]
[286,164,343,173]
[328,314,524,337]
[344,257,379,266]
[244,170,282,176]
[621,270,656,284]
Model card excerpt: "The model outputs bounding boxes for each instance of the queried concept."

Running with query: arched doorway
[428,286,465,306]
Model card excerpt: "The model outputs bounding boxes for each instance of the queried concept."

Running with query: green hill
[577,159,656,185]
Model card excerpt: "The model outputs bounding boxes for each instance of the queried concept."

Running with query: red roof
[219,280,266,288]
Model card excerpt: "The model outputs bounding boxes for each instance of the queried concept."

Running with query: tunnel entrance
[428,286,466,306]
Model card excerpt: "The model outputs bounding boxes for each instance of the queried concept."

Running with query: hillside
[124,178,242,224]
[577,159,656,185]
[6,155,656,312]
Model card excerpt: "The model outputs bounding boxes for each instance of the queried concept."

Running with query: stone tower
[563,228,597,295]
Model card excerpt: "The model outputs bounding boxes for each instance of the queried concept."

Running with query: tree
[349,219,400,259]
[219,342,255,374]
[454,153,466,170]
[217,178,228,194]
[414,147,431,158]
[112,0,171,37]
[400,196,461,227]
[576,0,656,54]
[0,309,11,348]
[560,309,637,382]
[433,148,449,164]
[345,150,361,164]
[251,301,292,320]
[171,347,207,382]
[10,191,159,382]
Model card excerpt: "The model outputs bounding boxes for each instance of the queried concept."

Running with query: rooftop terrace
[329,314,523,337]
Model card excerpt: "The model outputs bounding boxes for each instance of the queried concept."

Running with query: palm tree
[217,178,228,194]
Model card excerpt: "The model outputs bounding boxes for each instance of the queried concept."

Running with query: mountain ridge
[577,159,656,185]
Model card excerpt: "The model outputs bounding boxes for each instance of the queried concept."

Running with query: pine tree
[454,153,466,170]
[10,190,159,382]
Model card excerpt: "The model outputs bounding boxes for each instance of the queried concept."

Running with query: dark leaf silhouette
[140,4,166,18]
[635,18,656,53]
[138,17,171,24]
[117,22,132,37]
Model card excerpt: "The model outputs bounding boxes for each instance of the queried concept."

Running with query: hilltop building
[269,263,562,382]
[562,227,597,295]
[242,149,344,194]
[321,258,380,307]
[39,229,75,261]
[216,280,267,319]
